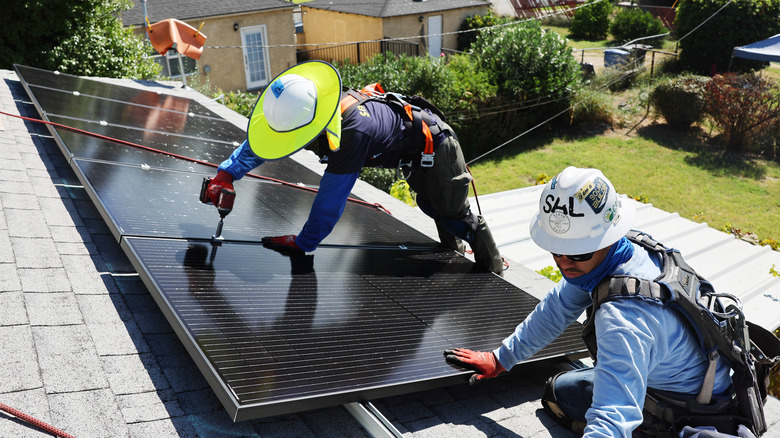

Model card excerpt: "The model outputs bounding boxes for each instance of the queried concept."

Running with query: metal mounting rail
[344,401,403,438]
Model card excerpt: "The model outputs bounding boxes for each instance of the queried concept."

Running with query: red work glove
[262,235,304,254]
[443,348,506,385]
[204,171,234,205]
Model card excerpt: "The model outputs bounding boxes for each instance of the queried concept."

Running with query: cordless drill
[199,176,236,242]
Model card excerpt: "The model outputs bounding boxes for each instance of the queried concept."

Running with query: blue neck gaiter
[563,236,635,292]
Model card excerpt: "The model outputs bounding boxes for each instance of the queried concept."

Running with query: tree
[676,0,780,74]
[1,0,159,79]
[569,0,613,40]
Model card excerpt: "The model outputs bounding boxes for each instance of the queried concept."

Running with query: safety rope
[0,402,76,438]
[0,109,391,215]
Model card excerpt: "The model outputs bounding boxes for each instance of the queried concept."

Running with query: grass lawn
[467,125,780,243]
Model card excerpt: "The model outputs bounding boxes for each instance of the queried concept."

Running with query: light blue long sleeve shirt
[494,242,732,437]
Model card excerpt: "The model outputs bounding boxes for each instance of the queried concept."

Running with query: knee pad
[541,372,575,431]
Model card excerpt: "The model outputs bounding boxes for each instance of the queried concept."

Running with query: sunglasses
[551,252,595,262]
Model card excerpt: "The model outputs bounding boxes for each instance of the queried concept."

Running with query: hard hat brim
[247,61,342,160]
[529,195,637,255]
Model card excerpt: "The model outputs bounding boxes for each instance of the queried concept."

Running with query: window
[241,25,271,90]
[152,48,198,80]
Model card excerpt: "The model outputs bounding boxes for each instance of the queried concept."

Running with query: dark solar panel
[71,158,436,246]
[16,64,587,421]
[123,238,586,420]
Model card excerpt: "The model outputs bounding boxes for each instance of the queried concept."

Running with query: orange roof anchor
[146,18,207,61]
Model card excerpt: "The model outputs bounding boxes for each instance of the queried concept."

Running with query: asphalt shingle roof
[302,0,490,18]
[120,0,294,27]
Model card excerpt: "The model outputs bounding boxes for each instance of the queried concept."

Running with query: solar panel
[122,238,586,420]
[15,64,587,421]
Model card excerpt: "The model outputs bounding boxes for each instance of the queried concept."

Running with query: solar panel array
[16,65,586,421]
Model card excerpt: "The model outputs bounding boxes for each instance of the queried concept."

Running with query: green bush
[442,54,498,116]
[470,21,581,101]
[609,7,667,46]
[338,53,456,111]
[571,88,615,128]
[570,0,613,40]
[676,0,780,74]
[457,12,511,52]
[358,168,397,193]
[649,74,709,129]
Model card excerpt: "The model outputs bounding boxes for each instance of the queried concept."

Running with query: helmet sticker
[574,177,609,214]
[271,79,285,98]
[549,212,571,234]
[604,200,619,223]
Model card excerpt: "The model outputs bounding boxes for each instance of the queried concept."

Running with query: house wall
[301,9,384,46]
[134,9,297,92]
[299,6,489,64]
[299,8,385,63]
[199,10,297,92]
[383,6,489,53]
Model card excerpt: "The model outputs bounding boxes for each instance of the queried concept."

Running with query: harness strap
[697,351,720,405]
[338,86,438,168]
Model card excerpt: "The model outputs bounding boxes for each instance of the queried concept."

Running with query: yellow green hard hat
[247,61,342,160]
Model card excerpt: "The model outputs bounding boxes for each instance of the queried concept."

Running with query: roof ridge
[378,0,391,17]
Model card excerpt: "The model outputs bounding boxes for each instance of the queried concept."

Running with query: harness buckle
[396,159,413,180]
[420,152,435,168]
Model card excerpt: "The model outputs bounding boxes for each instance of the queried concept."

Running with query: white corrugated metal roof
[471,185,780,331]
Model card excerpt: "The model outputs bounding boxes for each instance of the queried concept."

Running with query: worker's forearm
[218,139,265,180]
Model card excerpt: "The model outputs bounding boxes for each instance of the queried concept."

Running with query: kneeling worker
[203,61,503,274]
[445,167,736,436]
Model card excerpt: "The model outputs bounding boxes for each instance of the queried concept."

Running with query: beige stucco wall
[133,9,297,92]
[299,8,385,63]
[301,9,384,45]
[381,6,490,53]
[300,6,488,63]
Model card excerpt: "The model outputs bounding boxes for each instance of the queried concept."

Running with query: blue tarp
[732,34,780,62]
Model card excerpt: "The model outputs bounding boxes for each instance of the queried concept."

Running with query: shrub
[571,88,615,128]
[609,7,667,47]
[389,180,417,207]
[570,0,613,40]
[457,12,511,52]
[536,266,562,282]
[676,0,780,74]
[436,53,498,116]
[705,73,780,150]
[470,21,581,102]
[338,53,457,112]
[359,168,396,193]
[649,74,709,129]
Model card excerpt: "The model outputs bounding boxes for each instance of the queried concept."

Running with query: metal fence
[297,39,420,64]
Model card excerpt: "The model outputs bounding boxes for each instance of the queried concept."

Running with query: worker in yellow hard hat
[203,60,503,275]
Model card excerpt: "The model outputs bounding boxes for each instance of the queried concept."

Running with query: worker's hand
[262,235,304,255]
[204,171,234,205]
[443,348,506,385]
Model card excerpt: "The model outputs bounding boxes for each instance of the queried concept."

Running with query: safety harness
[582,230,780,436]
[336,83,452,176]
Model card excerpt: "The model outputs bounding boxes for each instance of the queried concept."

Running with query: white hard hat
[248,61,342,160]
[262,73,317,132]
[529,166,636,255]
